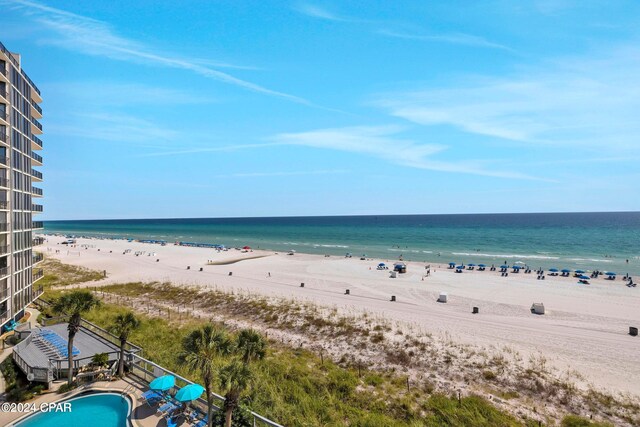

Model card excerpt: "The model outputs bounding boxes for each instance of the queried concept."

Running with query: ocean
[43,212,640,276]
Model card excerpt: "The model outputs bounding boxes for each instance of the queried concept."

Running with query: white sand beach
[41,235,640,397]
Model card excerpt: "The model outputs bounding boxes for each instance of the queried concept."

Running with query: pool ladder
[121,384,135,396]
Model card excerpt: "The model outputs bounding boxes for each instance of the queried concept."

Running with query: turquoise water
[16,393,130,427]
[44,212,640,275]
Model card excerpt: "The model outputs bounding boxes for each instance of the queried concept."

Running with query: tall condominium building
[0,41,44,330]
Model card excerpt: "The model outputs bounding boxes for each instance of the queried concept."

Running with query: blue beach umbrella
[549,268,559,272]
[561,269,571,273]
[500,265,509,269]
[579,275,590,280]
[468,263,476,266]
[605,272,616,276]
[575,270,585,274]
[378,263,385,267]
[175,384,205,402]
[456,265,464,269]
[449,262,456,266]
[512,265,521,269]
[149,375,175,391]
[478,264,486,267]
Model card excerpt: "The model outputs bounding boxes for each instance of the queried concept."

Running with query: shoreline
[38,234,640,399]
[41,231,639,277]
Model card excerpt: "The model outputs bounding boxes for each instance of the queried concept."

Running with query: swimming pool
[14,392,131,427]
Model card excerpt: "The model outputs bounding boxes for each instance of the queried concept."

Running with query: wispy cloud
[375,44,640,150]
[44,82,213,106]
[378,29,514,52]
[137,142,287,158]
[5,0,312,105]
[270,125,540,180]
[229,169,348,178]
[295,2,511,51]
[47,112,179,144]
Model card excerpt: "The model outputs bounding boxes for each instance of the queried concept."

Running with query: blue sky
[2,0,640,219]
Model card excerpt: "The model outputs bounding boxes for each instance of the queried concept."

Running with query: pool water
[16,392,131,427]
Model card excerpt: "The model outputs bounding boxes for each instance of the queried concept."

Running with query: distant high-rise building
[0,41,44,330]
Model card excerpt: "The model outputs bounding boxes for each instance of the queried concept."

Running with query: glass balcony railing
[0,156,8,166]
[32,136,43,148]
[32,204,43,212]
[0,111,7,122]
[33,253,44,263]
[31,169,42,179]
[31,186,43,195]
[31,99,42,115]
[0,266,8,278]
[0,178,7,188]
[32,221,43,229]
[0,224,8,232]
[33,269,44,282]
[31,152,43,164]
[0,132,6,144]
[31,118,43,131]
[33,237,45,246]
[0,245,9,255]
[0,201,8,210]
[0,87,6,99]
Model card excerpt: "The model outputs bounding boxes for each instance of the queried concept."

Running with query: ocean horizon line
[41,210,640,222]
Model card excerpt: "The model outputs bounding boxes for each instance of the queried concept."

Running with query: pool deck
[0,377,172,427]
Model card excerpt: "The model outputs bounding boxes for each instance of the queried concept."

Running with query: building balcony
[0,178,8,189]
[32,221,43,229]
[0,111,8,127]
[32,135,43,150]
[30,99,42,119]
[0,224,8,233]
[33,285,43,300]
[0,245,10,255]
[33,252,44,264]
[0,285,9,302]
[33,269,44,282]
[31,118,43,135]
[0,87,7,101]
[0,266,8,279]
[0,155,8,168]
[32,203,43,213]
[31,169,42,181]
[0,64,7,83]
[31,186,43,197]
[33,237,44,246]
[0,201,8,210]
[0,130,8,145]
[31,151,42,166]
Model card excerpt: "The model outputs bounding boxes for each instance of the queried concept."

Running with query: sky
[2,0,640,219]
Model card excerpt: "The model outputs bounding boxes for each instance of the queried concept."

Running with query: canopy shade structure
[579,275,591,280]
[467,263,476,266]
[575,270,585,273]
[378,263,386,267]
[561,269,571,273]
[149,375,175,391]
[605,272,616,276]
[175,384,205,402]
[242,246,251,250]
[456,265,464,269]
[449,262,456,266]
[478,264,486,267]
[549,268,559,272]
[512,266,521,269]
[500,265,509,269]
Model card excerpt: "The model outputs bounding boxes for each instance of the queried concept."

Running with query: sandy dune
[42,235,640,396]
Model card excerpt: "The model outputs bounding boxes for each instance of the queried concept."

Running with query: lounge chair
[157,401,178,415]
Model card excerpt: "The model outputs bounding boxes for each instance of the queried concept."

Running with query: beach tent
[530,303,545,315]
[378,262,386,267]
[243,246,251,250]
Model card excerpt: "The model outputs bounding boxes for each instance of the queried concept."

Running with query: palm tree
[108,311,140,377]
[52,290,101,385]
[219,360,253,427]
[236,329,266,365]
[179,325,233,427]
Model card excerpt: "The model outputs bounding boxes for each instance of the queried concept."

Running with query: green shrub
[58,382,78,394]
[561,414,614,427]
[91,352,109,367]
